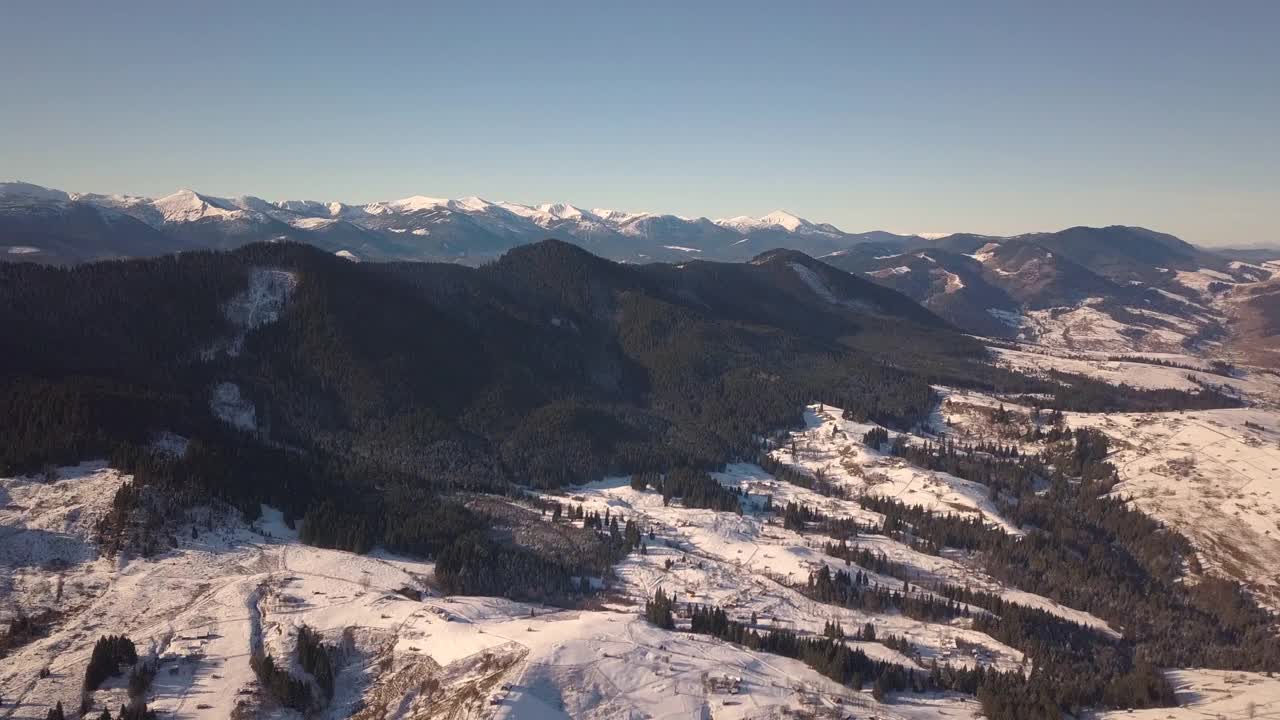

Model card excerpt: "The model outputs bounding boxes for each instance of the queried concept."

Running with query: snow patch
[289,216,338,229]
[150,431,190,458]
[939,269,965,293]
[1175,269,1236,296]
[718,210,814,233]
[210,382,256,431]
[383,195,449,213]
[986,308,1025,328]
[215,268,298,357]
[788,262,840,304]
[869,265,912,278]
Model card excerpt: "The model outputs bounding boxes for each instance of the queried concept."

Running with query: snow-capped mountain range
[9,179,1280,358]
[0,181,910,265]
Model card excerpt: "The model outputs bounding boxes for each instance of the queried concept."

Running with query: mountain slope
[0,186,182,264]
[1024,225,1224,284]
[1228,270,1280,364]
[1,240,991,492]
[824,247,1024,337]
[826,227,1274,354]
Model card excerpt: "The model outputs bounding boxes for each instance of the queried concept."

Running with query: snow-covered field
[551,476,1028,671]
[767,406,1020,535]
[1017,300,1209,354]
[989,345,1280,404]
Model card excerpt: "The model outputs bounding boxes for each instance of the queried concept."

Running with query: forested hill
[0,239,1228,531]
[1,240,966,485]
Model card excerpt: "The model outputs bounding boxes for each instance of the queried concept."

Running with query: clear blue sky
[2,1,1277,245]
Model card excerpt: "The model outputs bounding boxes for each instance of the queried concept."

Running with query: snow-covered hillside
[9,384,1167,719]
[941,383,1280,613]
[988,345,1280,403]
[820,228,1278,356]
[0,380,1171,719]
[4,462,1013,719]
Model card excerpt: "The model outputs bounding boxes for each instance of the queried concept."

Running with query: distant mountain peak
[534,202,592,221]
[0,181,70,202]
[720,210,814,233]
[591,208,648,223]
[232,195,277,213]
[759,210,810,231]
[381,195,450,213]
[451,196,494,213]
[749,247,815,265]
[152,189,245,223]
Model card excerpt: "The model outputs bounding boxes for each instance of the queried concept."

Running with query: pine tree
[644,588,676,630]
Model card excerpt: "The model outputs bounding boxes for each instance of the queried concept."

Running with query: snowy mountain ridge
[1,180,838,237]
[0,180,922,265]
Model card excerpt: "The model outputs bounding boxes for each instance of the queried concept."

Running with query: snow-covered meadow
[2,461,997,720]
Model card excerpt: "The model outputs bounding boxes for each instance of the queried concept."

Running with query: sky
[2,1,1277,246]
